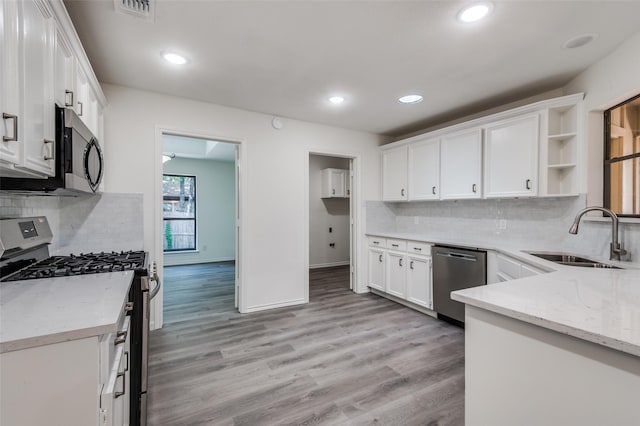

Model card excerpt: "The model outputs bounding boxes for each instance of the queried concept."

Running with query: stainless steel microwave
[0,106,103,194]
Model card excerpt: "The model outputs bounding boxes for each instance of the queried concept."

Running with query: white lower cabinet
[386,251,406,298]
[0,311,131,426]
[368,236,433,312]
[406,254,432,309]
[367,247,385,291]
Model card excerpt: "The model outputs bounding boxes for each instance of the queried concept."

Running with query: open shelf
[546,166,577,195]
[548,105,577,136]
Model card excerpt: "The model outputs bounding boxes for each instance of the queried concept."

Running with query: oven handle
[149,261,161,300]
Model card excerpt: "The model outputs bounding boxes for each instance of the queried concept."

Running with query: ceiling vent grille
[114,0,155,21]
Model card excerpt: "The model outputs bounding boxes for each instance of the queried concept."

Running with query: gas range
[1,250,147,282]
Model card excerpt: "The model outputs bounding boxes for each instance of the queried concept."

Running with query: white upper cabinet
[321,168,347,198]
[408,137,440,200]
[382,146,408,201]
[484,114,539,198]
[440,128,483,199]
[54,25,75,108]
[0,0,22,169]
[0,0,56,178]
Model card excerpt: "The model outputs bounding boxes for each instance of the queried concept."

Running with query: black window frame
[603,92,640,218]
[162,173,197,252]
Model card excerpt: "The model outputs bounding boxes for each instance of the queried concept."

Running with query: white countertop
[366,231,640,357]
[0,271,134,354]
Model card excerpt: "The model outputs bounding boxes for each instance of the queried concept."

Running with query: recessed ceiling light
[162,52,187,65]
[329,96,345,104]
[398,94,423,104]
[457,2,493,23]
[563,33,598,49]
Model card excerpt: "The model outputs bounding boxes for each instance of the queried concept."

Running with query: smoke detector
[114,0,155,21]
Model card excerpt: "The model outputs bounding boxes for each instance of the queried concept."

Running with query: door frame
[152,126,248,329]
[304,149,362,301]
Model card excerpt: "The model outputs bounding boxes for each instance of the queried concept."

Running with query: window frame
[162,173,197,252]
[603,93,640,218]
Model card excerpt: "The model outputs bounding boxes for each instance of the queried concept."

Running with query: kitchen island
[452,268,640,426]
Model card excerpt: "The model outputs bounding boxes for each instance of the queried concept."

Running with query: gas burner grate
[1,250,147,282]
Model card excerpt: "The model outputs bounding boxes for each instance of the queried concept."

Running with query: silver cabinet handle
[332,188,335,195]
[77,101,83,116]
[114,330,127,346]
[378,254,383,262]
[526,179,532,190]
[124,351,129,372]
[399,258,403,267]
[373,241,379,245]
[432,186,436,195]
[115,372,126,398]
[472,184,477,193]
[410,261,414,270]
[2,113,18,142]
[413,247,422,251]
[347,189,350,195]
[43,139,54,160]
[65,90,74,107]
[401,188,405,196]
[391,244,399,248]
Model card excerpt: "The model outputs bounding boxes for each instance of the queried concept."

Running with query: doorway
[153,129,245,329]
[307,152,358,300]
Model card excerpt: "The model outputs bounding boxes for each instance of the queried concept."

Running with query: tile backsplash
[367,194,640,261]
[0,193,144,255]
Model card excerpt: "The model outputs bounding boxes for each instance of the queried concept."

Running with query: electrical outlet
[498,219,507,230]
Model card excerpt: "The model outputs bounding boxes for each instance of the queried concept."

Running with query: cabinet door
[100,345,126,426]
[408,138,440,200]
[484,114,539,198]
[19,0,55,177]
[330,169,346,197]
[406,255,432,308]
[54,27,74,108]
[386,252,406,298]
[382,146,408,201]
[440,128,483,199]
[368,248,385,291]
[0,0,22,167]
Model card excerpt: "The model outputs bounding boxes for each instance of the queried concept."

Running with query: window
[604,94,640,217]
[163,174,196,251]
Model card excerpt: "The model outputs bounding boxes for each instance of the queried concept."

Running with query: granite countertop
[366,231,640,357]
[0,271,134,354]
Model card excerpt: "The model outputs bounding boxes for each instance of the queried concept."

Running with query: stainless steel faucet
[568,206,627,261]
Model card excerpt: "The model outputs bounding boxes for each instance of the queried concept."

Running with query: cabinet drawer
[368,237,386,248]
[407,241,432,255]
[496,254,521,278]
[386,239,407,251]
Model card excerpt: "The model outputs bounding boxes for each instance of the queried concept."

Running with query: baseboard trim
[369,288,437,317]
[163,256,235,267]
[309,261,350,269]
[244,298,307,313]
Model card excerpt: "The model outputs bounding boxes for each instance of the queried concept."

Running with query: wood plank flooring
[148,263,464,426]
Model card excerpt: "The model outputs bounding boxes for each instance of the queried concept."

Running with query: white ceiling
[163,134,236,162]
[64,1,640,137]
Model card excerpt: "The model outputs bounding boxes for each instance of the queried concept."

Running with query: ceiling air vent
[114,0,155,21]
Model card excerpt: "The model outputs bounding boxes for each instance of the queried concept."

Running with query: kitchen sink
[525,252,621,269]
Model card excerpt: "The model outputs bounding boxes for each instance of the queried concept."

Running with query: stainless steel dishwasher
[432,245,487,324]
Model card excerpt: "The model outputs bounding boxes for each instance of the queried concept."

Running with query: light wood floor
[148,263,464,426]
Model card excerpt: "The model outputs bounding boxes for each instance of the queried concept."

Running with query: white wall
[309,155,350,268]
[563,31,640,206]
[101,84,385,319]
[163,157,235,266]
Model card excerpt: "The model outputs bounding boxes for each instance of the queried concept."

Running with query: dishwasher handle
[435,251,478,261]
